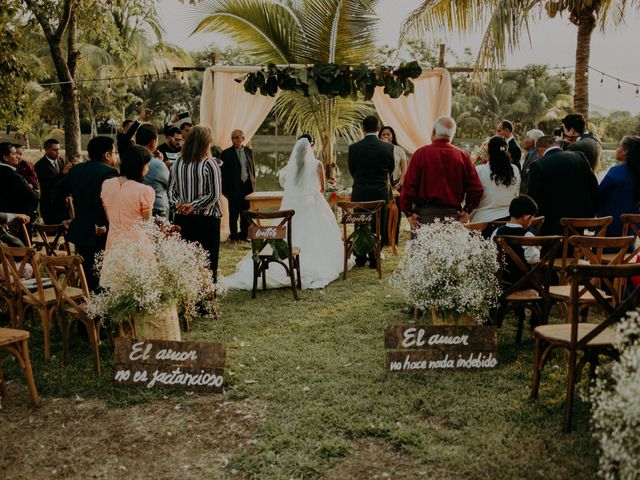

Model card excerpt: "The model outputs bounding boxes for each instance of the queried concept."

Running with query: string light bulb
[600,74,604,87]
[107,80,112,92]
[143,78,148,89]
[636,86,639,97]
[561,68,566,79]
[618,80,622,92]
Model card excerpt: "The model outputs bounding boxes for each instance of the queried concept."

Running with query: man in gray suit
[348,116,394,267]
[562,113,602,171]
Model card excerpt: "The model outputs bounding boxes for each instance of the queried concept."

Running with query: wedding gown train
[220,139,350,290]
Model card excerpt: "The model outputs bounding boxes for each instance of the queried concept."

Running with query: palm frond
[191,0,299,63]
[299,0,379,64]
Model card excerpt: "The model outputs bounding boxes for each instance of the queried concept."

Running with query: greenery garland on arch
[236,61,423,101]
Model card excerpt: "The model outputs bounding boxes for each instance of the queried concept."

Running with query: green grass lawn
[1,238,599,479]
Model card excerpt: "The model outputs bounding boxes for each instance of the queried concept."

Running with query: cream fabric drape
[199,68,279,150]
[372,68,452,153]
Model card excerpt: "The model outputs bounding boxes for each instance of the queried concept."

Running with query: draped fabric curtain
[199,66,279,150]
[372,68,452,153]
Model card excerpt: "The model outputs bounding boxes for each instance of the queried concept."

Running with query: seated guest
[520,129,544,194]
[491,195,541,287]
[158,126,183,169]
[470,136,520,223]
[598,135,640,237]
[13,143,39,191]
[34,138,70,224]
[137,124,170,218]
[0,142,39,221]
[101,145,155,253]
[53,136,118,292]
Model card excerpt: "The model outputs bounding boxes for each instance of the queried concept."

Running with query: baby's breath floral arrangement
[392,219,501,323]
[87,220,217,324]
[588,309,640,480]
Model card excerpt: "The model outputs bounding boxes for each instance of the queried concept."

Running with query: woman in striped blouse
[169,125,222,279]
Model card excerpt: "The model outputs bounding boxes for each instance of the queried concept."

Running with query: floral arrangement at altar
[87,221,217,339]
[324,178,351,201]
[588,309,640,480]
[471,139,490,166]
[391,220,501,324]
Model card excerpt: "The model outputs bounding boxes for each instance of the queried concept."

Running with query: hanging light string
[37,70,182,88]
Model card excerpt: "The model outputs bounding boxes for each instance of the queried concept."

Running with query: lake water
[250,136,617,192]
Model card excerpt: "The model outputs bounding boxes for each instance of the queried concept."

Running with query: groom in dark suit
[528,135,598,237]
[348,116,395,268]
[221,129,256,241]
[53,136,118,291]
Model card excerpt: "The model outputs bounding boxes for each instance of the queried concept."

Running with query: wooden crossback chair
[601,213,640,264]
[32,223,71,256]
[554,217,613,283]
[548,236,634,323]
[243,210,301,301]
[337,200,385,280]
[493,235,562,345]
[0,245,84,360]
[0,327,41,406]
[41,255,100,373]
[464,221,486,233]
[531,263,640,431]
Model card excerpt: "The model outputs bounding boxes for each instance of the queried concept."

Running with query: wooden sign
[384,325,497,372]
[113,338,226,393]
[248,225,286,240]
[342,212,374,224]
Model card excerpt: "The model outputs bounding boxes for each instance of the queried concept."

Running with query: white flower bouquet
[588,309,640,480]
[87,220,217,325]
[392,219,501,324]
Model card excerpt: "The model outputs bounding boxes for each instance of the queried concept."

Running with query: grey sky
[158,0,640,114]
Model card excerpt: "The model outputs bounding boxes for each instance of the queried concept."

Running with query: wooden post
[438,44,446,68]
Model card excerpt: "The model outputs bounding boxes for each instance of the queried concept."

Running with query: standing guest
[379,125,407,245]
[496,119,522,170]
[348,116,395,268]
[158,126,183,169]
[528,135,599,236]
[221,129,255,242]
[470,136,520,223]
[0,142,39,220]
[35,138,70,224]
[562,113,602,171]
[54,137,118,291]
[13,143,39,191]
[598,135,640,237]
[519,129,544,194]
[101,145,155,253]
[136,124,170,218]
[180,122,193,140]
[401,116,483,227]
[169,126,222,279]
[116,119,137,156]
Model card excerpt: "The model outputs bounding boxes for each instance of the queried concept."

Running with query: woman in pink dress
[101,145,155,252]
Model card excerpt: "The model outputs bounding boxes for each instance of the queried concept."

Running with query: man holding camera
[561,113,602,171]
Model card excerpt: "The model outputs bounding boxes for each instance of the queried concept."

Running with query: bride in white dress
[220,137,348,290]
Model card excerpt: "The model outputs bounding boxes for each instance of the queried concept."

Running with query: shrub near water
[391,219,501,323]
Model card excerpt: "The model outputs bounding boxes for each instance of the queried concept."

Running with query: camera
[553,126,564,138]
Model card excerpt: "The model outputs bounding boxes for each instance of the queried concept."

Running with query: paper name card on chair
[248,225,286,240]
[342,213,374,224]
[113,338,226,393]
[384,325,497,372]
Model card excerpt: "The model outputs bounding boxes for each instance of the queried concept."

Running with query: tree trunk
[572,9,596,121]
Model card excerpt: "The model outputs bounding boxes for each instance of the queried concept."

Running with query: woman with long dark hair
[599,135,640,236]
[470,135,520,222]
[101,145,155,252]
[168,125,222,279]
[379,125,407,245]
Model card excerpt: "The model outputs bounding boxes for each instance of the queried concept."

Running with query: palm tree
[401,0,640,120]
[191,0,378,177]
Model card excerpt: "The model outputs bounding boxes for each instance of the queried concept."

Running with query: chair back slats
[556,216,613,271]
[567,263,640,349]
[0,245,46,304]
[495,235,562,298]
[568,235,634,303]
[620,213,640,261]
[40,255,89,313]
[33,223,71,256]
